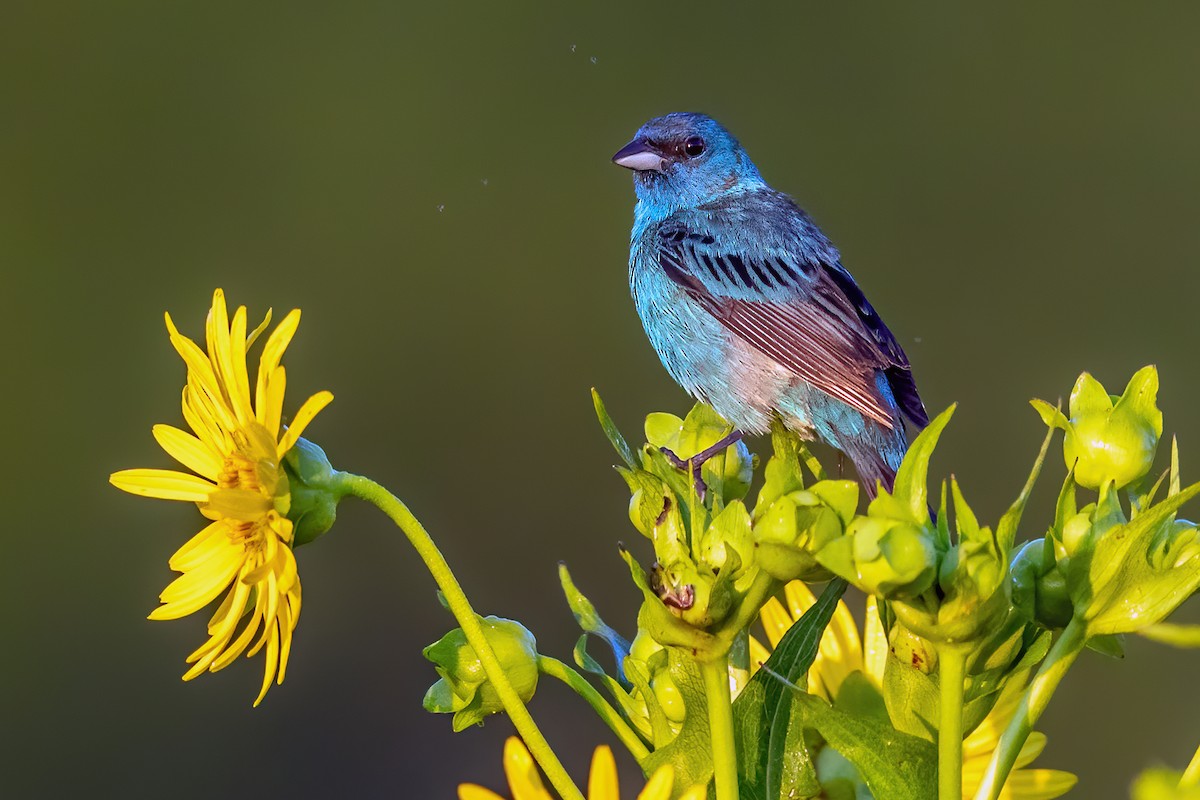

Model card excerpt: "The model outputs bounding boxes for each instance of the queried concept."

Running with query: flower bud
[627,631,685,724]
[422,616,539,732]
[827,517,938,599]
[282,437,345,545]
[753,482,855,582]
[1034,366,1162,491]
[1010,539,1073,630]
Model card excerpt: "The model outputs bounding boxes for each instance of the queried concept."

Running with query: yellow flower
[111,289,332,706]
[458,737,707,800]
[751,582,1078,799]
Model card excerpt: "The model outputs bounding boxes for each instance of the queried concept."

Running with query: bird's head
[612,113,764,213]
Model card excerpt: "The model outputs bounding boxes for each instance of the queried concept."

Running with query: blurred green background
[4,2,1199,797]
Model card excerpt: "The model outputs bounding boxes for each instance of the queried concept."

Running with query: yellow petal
[862,597,888,687]
[587,746,619,800]
[458,786,507,800]
[152,424,222,481]
[258,308,300,379]
[246,308,273,348]
[783,580,818,618]
[251,621,280,707]
[154,547,243,608]
[502,737,551,800]
[211,603,265,672]
[226,304,254,424]
[995,769,1077,800]
[748,635,769,674]
[278,390,334,454]
[168,521,229,572]
[760,597,792,648]
[205,488,273,520]
[111,469,215,502]
[677,786,709,800]
[257,365,286,438]
[276,598,295,682]
[637,765,674,800]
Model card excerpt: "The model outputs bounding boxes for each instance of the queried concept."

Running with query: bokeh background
[4,2,1199,797]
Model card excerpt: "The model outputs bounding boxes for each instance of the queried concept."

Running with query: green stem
[537,655,651,762]
[701,656,740,800]
[936,644,968,800]
[335,473,584,800]
[972,616,1089,800]
[1179,741,1200,790]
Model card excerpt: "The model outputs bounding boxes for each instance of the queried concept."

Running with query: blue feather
[614,113,927,496]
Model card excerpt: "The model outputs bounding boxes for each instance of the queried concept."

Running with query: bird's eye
[683,136,706,157]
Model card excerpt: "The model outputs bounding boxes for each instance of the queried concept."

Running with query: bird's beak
[612,138,666,172]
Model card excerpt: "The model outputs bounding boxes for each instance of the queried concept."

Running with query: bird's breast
[629,253,807,435]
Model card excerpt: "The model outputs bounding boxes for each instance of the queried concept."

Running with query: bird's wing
[655,218,928,429]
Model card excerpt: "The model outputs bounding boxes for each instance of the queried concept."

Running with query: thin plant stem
[972,616,1089,800]
[1179,741,1200,790]
[335,472,585,800]
[701,656,740,800]
[937,644,968,800]
[537,655,651,762]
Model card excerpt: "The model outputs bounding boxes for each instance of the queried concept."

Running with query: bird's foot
[658,430,744,500]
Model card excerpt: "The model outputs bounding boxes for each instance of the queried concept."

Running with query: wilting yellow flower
[751,582,1077,799]
[458,737,706,800]
[111,289,332,706]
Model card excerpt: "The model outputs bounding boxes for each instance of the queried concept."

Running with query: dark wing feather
[656,222,927,429]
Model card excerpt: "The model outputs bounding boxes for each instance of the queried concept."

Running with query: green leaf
[592,388,638,469]
[1030,398,1068,431]
[996,422,1056,552]
[732,579,846,798]
[640,650,715,793]
[559,564,631,685]
[889,404,956,524]
[1138,622,1200,648]
[787,688,937,800]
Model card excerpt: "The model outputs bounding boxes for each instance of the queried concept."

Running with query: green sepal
[1085,633,1125,659]
[592,388,638,469]
[559,563,631,685]
[282,437,345,546]
[889,404,956,525]
[623,655,675,747]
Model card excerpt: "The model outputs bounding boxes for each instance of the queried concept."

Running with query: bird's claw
[657,431,744,502]
[659,446,708,499]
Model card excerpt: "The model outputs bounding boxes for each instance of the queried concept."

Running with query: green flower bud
[1010,539,1073,629]
[752,482,855,582]
[627,631,686,725]
[839,517,939,599]
[887,622,938,674]
[1034,366,1163,491]
[644,405,753,502]
[422,616,539,732]
[282,436,346,545]
[701,500,755,578]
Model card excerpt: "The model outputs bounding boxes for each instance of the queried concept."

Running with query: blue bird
[612,113,928,497]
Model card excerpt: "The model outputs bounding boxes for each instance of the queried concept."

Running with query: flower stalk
[536,655,651,762]
[936,644,968,800]
[700,656,739,800]
[334,472,584,800]
[972,616,1089,800]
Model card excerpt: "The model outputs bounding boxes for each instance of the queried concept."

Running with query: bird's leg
[659,430,744,499]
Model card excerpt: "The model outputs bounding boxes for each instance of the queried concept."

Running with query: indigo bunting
[613,113,927,496]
